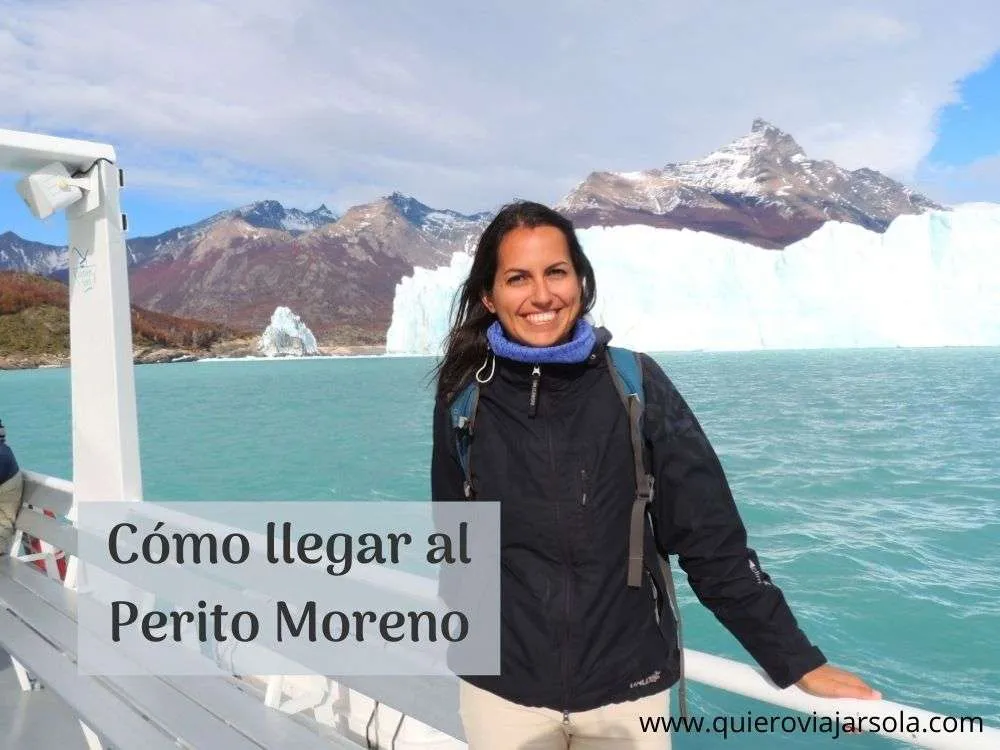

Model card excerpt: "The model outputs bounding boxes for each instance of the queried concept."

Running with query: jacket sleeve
[639,354,827,689]
[0,442,19,485]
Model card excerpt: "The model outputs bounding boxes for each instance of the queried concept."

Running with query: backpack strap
[606,346,688,719]
[606,347,653,589]
[449,381,480,499]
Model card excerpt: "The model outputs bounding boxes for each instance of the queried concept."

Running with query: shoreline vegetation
[0,343,390,370]
[0,271,388,371]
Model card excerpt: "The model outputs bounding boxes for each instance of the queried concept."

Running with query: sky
[1,0,999,245]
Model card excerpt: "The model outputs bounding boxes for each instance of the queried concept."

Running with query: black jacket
[431,328,826,712]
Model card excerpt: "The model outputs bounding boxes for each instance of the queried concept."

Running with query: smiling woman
[429,201,879,750]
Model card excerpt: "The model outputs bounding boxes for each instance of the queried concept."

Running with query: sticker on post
[72,246,95,293]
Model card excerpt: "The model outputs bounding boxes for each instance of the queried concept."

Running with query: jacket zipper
[528,365,541,417]
[580,468,588,506]
[532,362,570,715]
[532,364,571,713]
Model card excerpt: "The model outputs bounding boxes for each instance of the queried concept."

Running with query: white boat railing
[18,469,1000,749]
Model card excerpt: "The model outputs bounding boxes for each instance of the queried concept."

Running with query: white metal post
[66,159,143,506]
[0,128,142,506]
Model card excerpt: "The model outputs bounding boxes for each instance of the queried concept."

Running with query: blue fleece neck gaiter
[486,318,596,364]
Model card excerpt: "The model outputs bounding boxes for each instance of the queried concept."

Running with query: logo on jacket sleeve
[629,670,662,690]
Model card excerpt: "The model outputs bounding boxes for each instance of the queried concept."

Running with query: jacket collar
[490,325,613,388]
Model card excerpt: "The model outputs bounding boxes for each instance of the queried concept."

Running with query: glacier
[257,306,319,357]
[385,204,1000,355]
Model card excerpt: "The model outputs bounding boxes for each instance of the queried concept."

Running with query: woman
[431,201,879,749]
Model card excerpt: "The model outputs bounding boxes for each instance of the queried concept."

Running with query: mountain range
[0,120,943,344]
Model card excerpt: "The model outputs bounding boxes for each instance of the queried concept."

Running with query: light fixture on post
[15,160,101,220]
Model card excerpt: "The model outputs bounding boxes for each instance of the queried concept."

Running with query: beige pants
[459,680,671,749]
[0,471,23,555]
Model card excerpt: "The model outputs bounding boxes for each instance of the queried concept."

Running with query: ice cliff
[385,205,1000,355]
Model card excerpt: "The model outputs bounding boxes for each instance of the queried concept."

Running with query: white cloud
[1,0,998,214]
[917,153,1000,206]
[809,8,919,47]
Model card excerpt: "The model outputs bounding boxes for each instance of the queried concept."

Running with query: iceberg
[385,204,1000,355]
[257,306,319,357]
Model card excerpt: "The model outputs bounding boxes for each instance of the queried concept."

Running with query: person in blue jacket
[430,201,880,749]
[1,419,24,555]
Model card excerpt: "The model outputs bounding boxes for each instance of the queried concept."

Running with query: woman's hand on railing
[795,664,881,700]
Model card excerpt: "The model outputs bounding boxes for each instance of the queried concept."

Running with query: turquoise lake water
[2,348,998,748]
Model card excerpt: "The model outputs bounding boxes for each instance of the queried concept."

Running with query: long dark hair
[432,200,597,402]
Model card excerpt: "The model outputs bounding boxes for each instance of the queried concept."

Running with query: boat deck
[1,648,86,749]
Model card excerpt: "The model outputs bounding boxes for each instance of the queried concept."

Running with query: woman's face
[483,224,583,348]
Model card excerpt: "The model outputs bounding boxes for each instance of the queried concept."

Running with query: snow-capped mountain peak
[387,192,490,230]
[0,231,67,275]
[387,191,433,224]
[557,119,943,248]
[234,200,339,234]
[656,118,810,197]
